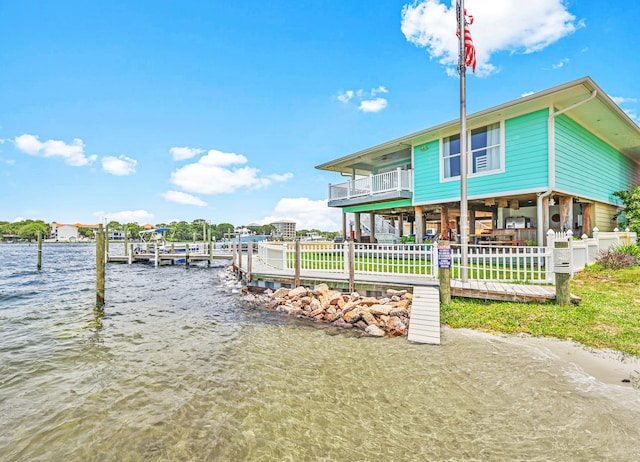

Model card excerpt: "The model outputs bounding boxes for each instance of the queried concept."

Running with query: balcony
[328,168,413,207]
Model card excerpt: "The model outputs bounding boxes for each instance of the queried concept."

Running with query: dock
[107,247,232,266]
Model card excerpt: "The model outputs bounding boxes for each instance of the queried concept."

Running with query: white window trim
[439,120,505,183]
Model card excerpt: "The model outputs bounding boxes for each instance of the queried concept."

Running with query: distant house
[316,77,640,244]
[49,222,79,241]
[271,219,296,240]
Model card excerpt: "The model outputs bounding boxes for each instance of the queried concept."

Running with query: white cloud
[170,146,204,161]
[5,159,16,166]
[259,197,343,231]
[611,96,638,105]
[337,86,389,113]
[102,155,137,176]
[267,173,294,182]
[359,98,388,113]
[0,139,5,144]
[12,216,25,223]
[552,58,569,69]
[14,133,98,166]
[94,209,155,224]
[170,148,292,194]
[401,0,580,77]
[337,90,354,103]
[161,190,207,206]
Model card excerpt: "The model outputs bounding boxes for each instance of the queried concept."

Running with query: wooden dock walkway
[238,254,570,303]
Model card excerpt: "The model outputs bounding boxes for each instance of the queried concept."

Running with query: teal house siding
[555,114,637,204]
[413,140,446,202]
[412,109,549,204]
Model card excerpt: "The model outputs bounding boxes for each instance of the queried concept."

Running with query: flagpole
[458,0,469,282]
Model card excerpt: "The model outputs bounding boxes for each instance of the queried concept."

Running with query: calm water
[1,243,640,461]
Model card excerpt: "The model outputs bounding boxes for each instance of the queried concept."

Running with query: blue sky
[1,0,638,230]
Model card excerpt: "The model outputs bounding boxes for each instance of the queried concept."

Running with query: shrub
[596,248,638,269]
[615,243,640,258]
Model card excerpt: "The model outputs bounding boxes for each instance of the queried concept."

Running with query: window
[442,122,502,179]
[442,133,461,179]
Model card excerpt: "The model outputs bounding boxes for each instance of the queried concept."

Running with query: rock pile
[246,282,413,337]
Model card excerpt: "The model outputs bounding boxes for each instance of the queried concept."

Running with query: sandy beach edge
[447,327,640,389]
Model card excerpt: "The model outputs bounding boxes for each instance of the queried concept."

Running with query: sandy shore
[450,328,640,389]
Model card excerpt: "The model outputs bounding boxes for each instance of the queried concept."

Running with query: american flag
[456,2,477,73]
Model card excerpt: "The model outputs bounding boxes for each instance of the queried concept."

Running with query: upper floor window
[442,122,502,180]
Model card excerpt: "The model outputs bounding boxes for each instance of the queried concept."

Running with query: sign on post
[438,243,451,268]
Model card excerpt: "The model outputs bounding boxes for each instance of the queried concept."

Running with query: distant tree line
[0,219,49,241]
[0,219,277,242]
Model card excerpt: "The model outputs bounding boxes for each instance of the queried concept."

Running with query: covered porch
[342,191,616,246]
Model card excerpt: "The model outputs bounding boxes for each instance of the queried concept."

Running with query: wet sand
[451,328,640,389]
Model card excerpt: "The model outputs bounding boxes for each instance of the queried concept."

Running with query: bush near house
[596,244,640,269]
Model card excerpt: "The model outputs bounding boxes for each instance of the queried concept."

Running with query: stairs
[407,285,441,345]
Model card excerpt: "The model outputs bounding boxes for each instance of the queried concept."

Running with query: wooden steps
[408,286,441,345]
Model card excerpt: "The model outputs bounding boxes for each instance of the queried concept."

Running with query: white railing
[328,168,413,202]
[451,243,551,283]
[351,243,437,276]
[255,227,637,285]
[257,241,437,277]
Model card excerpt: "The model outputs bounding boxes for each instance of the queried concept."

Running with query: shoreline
[233,269,640,390]
[445,328,640,389]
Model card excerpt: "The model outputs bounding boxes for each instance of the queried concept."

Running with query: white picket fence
[255,227,636,284]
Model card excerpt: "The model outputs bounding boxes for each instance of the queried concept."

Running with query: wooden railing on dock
[106,242,233,266]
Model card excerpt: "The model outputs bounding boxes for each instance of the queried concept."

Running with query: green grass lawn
[441,265,640,356]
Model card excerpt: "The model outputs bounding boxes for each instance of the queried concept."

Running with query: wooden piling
[105,224,109,260]
[438,241,451,304]
[247,241,253,283]
[37,230,43,270]
[124,227,128,257]
[555,240,571,305]
[348,240,355,293]
[185,243,190,266]
[96,224,105,306]
[236,242,242,280]
[294,239,301,288]
[208,227,213,266]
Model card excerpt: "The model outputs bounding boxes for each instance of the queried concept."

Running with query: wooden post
[555,239,571,305]
[294,239,301,287]
[185,243,190,266]
[105,224,109,260]
[208,226,213,266]
[559,195,573,232]
[438,241,451,304]
[232,242,237,269]
[369,211,376,242]
[355,212,361,242]
[96,224,105,306]
[582,203,592,237]
[236,242,242,280]
[342,212,347,242]
[414,206,423,244]
[348,240,355,293]
[124,227,129,257]
[247,241,253,283]
[128,243,133,264]
[37,230,43,270]
[441,206,450,241]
